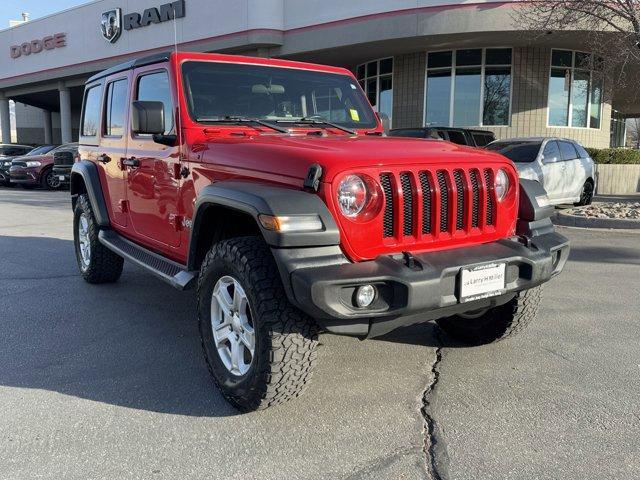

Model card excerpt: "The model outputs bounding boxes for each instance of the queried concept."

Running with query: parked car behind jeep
[0,144,34,186]
[389,127,495,147]
[71,51,569,411]
[10,143,78,190]
[486,137,595,206]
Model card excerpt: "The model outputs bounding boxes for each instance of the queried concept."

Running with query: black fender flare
[70,160,110,227]
[517,179,555,237]
[187,181,340,270]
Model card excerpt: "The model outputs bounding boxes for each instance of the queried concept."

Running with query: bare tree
[512,1,640,88]
[626,117,640,148]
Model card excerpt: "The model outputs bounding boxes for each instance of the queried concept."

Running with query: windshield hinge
[303,164,323,191]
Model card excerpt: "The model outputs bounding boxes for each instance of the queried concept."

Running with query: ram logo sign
[100,8,122,43]
[100,1,185,43]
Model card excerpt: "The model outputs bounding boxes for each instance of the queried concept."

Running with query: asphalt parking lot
[1,187,638,480]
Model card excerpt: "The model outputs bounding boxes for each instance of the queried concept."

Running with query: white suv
[486,137,596,206]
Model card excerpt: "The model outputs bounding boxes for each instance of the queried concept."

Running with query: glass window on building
[548,50,604,129]
[610,110,627,148]
[356,58,393,126]
[425,48,512,127]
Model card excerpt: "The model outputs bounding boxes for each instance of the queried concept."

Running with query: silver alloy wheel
[45,171,60,189]
[77,213,91,271]
[210,275,255,376]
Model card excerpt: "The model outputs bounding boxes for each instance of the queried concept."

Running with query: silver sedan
[486,137,596,206]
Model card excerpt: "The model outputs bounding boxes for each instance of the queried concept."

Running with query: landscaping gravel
[564,202,640,220]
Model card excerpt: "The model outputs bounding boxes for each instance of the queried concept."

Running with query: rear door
[540,140,565,200]
[558,140,582,201]
[125,66,182,248]
[80,77,129,227]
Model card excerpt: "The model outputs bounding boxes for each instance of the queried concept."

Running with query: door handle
[97,154,111,164]
[121,157,140,168]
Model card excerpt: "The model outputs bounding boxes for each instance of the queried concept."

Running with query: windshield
[181,61,378,129]
[27,145,55,155]
[51,143,78,154]
[486,141,541,163]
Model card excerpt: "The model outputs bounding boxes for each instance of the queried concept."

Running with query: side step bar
[98,230,197,290]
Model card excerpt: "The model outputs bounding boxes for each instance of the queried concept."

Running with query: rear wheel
[574,180,594,206]
[73,194,123,283]
[436,286,542,345]
[198,236,319,411]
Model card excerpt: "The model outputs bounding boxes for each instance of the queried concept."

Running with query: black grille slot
[484,169,495,225]
[470,170,480,228]
[380,174,394,238]
[400,173,413,236]
[437,171,449,232]
[453,170,465,230]
[419,172,431,234]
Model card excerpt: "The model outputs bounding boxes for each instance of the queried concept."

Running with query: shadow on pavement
[568,245,640,265]
[0,235,238,418]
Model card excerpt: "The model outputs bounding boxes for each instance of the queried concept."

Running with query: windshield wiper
[195,116,290,134]
[277,116,356,135]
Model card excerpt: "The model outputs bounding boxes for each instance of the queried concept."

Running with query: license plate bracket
[459,263,506,303]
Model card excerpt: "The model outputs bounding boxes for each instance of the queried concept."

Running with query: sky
[2,0,88,28]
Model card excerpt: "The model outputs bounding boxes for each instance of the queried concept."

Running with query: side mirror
[376,112,390,134]
[131,101,165,135]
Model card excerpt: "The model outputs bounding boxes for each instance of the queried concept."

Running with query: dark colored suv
[10,143,77,189]
[0,144,35,186]
[389,127,496,147]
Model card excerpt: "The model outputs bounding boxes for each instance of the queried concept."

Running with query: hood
[196,134,513,183]
[12,154,53,163]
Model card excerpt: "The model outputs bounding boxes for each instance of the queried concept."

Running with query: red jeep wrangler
[71,52,569,411]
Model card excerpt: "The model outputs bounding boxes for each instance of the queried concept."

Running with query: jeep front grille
[379,168,496,240]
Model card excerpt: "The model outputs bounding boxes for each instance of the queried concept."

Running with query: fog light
[355,284,376,308]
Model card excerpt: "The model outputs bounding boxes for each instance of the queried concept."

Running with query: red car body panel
[81,52,518,265]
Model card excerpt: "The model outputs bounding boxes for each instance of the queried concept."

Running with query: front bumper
[0,168,9,183]
[53,166,71,185]
[9,166,39,185]
[276,231,569,338]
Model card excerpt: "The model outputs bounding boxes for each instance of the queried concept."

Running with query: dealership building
[0,0,635,148]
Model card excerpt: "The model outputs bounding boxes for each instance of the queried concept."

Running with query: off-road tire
[574,180,594,206]
[436,286,542,345]
[73,194,123,283]
[198,235,319,411]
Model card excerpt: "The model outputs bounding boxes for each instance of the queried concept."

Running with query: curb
[553,212,640,230]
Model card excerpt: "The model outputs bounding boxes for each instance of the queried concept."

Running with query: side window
[81,85,102,137]
[472,133,493,147]
[104,79,128,137]
[574,143,589,158]
[559,141,579,161]
[447,130,467,145]
[389,129,426,138]
[136,71,174,135]
[542,141,561,162]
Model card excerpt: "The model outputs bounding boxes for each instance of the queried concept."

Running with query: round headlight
[495,168,510,201]
[337,174,369,217]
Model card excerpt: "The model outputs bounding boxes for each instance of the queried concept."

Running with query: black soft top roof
[86,52,171,84]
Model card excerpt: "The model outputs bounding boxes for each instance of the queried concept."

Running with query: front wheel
[436,286,542,345]
[198,236,319,411]
[41,168,61,190]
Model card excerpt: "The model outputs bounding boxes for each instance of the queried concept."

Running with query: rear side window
[389,129,426,138]
[559,141,579,160]
[574,142,589,158]
[104,79,128,137]
[446,130,467,145]
[82,85,102,137]
[136,71,174,135]
[472,132,495,147]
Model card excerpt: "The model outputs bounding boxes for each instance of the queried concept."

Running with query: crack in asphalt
[421,344,450,480]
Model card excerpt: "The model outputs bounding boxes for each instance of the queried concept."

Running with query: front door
[125,67,182,248]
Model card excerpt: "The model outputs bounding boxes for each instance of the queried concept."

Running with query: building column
[0,93,11,144]
[42,109,53,144]
[58,82,72,144]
